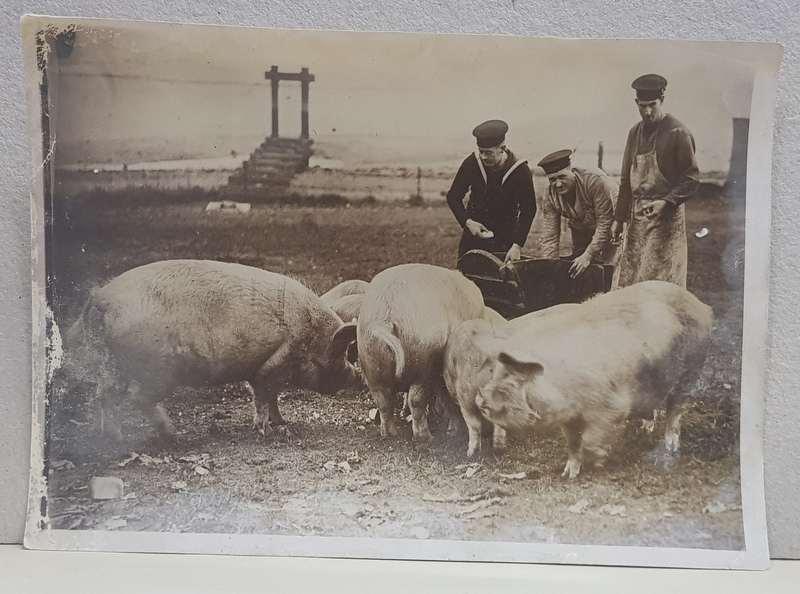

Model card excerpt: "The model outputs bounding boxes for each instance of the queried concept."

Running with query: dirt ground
[43,179,746,550]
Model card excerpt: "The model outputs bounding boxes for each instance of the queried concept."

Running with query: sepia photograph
[23,16,781,568]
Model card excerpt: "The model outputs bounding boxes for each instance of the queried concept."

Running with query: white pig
[357,263,485,441]
[319,279,369,307]
[328,293,364,324]
[63,259,358,441]
[472,281,712,478]
[444,303,579,457]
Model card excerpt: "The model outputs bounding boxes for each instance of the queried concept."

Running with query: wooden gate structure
[227,66,316,196]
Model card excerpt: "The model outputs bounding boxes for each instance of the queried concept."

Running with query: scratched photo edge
[22,16,779,568]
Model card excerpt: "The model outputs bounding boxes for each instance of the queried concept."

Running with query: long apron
[614,127,688,289]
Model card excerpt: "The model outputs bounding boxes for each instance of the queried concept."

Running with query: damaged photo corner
[22,15,782,569]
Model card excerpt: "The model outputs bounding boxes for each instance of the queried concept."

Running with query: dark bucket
[457,250,614,319]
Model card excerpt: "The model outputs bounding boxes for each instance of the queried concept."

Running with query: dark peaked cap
[632,74,668,101]
[537,149,573,175]
[472,119,509,148]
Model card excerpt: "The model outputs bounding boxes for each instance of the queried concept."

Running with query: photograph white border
[22,15,781,570]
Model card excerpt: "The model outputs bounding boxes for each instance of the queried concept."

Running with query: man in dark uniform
[447,120,536,265]
[537,149,619,278]
[610,74,699,289]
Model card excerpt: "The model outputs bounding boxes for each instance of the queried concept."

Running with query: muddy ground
[44,180,746,550]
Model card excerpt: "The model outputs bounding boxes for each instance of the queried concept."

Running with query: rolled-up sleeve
[584,176,615,259]
[539,192,561,259]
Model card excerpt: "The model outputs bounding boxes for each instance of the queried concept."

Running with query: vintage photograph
[24,17,780,568]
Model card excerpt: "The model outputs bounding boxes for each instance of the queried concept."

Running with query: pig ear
[497,349,544,377]
[471,332,504,358]
[332,322,358,356]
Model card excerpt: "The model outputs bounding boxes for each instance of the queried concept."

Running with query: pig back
[319,279,369,306]
[497,281,713,408]
[89,260,334,386]
[358,264,486,384]
[329,293,363,323]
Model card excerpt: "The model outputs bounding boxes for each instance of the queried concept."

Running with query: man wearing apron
[537,149,619,279]
[447,119,537,266]
[610,74,700,289]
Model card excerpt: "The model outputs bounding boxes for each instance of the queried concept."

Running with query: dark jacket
[615,113,700,222]
[447,150,537,251]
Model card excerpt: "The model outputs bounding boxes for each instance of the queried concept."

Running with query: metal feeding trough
[457,249,615,319]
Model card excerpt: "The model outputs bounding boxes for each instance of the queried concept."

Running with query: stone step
[246,157,307,167]
[228,173,296,185]
[235,166,300,177]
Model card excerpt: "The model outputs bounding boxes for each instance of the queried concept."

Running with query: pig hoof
[561,460,581,479]
[647,447,680,469]
[272,424,295,440]
[492,445,507,457]
[380,420,398,439]
[665,433,680,454]
[413,430,435,444]
[254,422,273,438]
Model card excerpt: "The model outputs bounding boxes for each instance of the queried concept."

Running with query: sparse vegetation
[44,179,745,548]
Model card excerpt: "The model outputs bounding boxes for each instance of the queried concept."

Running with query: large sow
[63,259,358,440]
[466,281,712,477]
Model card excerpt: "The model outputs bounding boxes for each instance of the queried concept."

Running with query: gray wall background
[1,0,797,558]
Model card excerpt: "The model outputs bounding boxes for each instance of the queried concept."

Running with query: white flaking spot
[46,306,63,384]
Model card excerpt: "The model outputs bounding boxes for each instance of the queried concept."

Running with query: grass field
[43,181,746,549]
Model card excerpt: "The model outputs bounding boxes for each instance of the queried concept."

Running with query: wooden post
[300,68,311,139]
[266,66,315,140]
[725,118,749,197]
[597,141,604,171]
[268,66,279,138]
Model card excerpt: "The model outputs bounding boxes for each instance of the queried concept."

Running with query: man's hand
[637,199,669,220]
[465,219,493,238]
[504,243,522,264]
[610,220,624,246]
[569,252,592,278]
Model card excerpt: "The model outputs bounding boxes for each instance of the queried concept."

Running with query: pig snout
[476,387,540,431]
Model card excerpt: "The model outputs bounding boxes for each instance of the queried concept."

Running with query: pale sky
[50,20,778,172]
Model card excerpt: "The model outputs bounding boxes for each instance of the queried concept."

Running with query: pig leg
[400,392,410,418]
[436,385,464,438]
[560,419,585,478]
[492,424,507,453]
[408,382,434,443]
[251,380,290,437]
[371,386,399,438]
[250,344,295,436]
[665,393,688,454]
[462,409,484,457]
[91,361,126,440]
[579,421,615,470]
[98,383,125,442]
[640,409,658,433]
